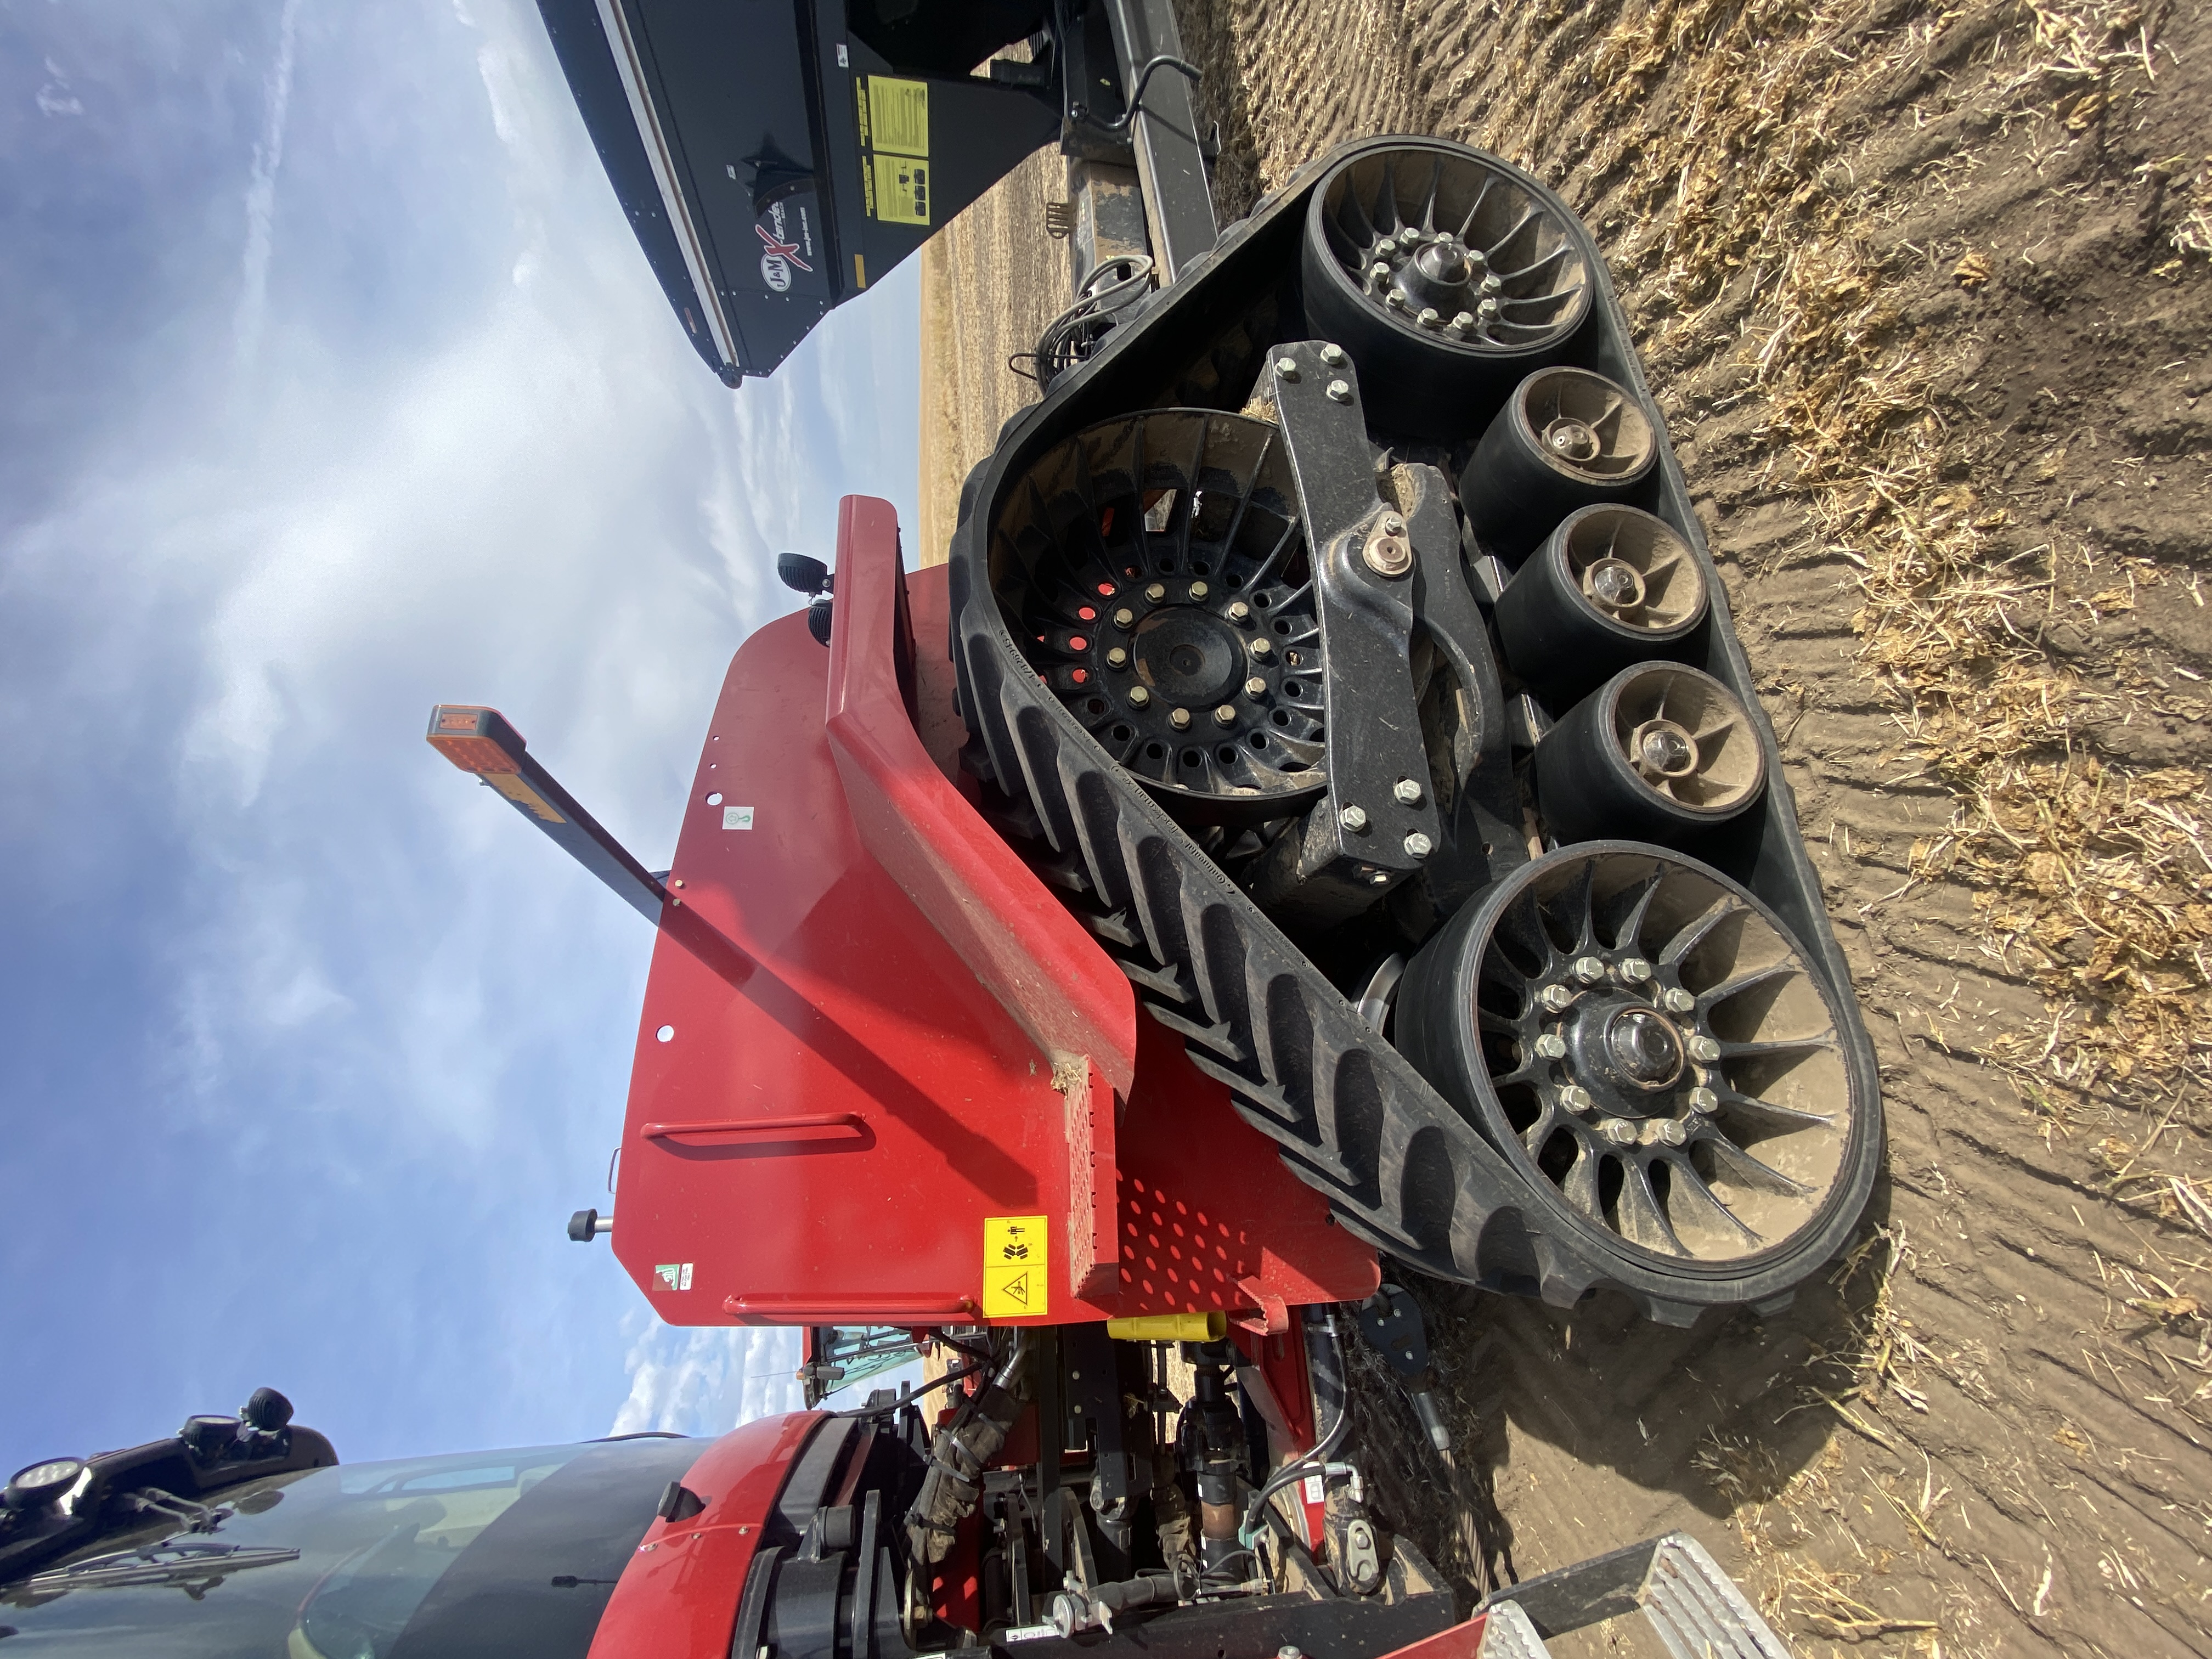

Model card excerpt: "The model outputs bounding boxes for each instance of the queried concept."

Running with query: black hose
[830,1358,984,1419]
[1072,55,1200,136]
[1237,1311,1352,1547]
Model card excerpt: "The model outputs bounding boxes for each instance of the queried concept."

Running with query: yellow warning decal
[981,1214,1048,1319]
[869,153,929,224]
[866,77,928,158]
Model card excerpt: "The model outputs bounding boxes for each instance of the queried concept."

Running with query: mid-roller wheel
[1460,369,1658,562]
[1535,663,1766,848]
[1395,843,1876,1277]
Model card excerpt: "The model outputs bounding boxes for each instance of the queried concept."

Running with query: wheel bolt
[1245,676,1268,699]
[1560,1085,1595,1114]
[1537,985,1575,1012]
[1321,343,1347,367]
[1169,707,1190,731]
[1451,310,1476,331]
[1227,600,1252,623]
[1393,777,1423,805]
[1688,1035,1721,1064]
[1688,1086,1719,1113]
[1663,987,1696,1014]
[1369,262,1391,283]
[1534,1034,1567,1060]
[1340,805,1369,833]
[1480,272,1503,295]
[1214,704,1237,727]
[1105,647,1129,669]
[1403,832,1433,859]
[1617,956,1651,981]
[1478,296,1500,319]
[1274,357,1300,380]
[1189,582,1209,601]
[1145,583,1166,602]
[1601,1118,1639,1144]
[1572,956,1607,984]
[1113,607,1136,628]
[1655,1120,1689,1147]
[1418,306,1441,328]
[1250,637,1273,659]
[1379,512,1407,537]
[1128,686,1151,708]
[1325,379,1353,404]
[1385,290,1407,309]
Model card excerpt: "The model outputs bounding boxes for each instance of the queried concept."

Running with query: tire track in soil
[922,3,2212,1650]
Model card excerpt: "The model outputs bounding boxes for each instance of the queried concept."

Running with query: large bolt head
[1572,956,1608,984]
[1213,704,1237,727]
[1113,607,1136,628]
[1602,1118,1640,1146]
[1274,356,1301,380]
[1105,647,1129,669]
[1339,804,1369,833]
[1688,1086,1719,1114]
[1451,310,1476,331]
[1663,986,1697,1014]
[1245,676,1268,699]
[1145,583,1166,602]
[1325,379,1353,404]
[1249,637,1273,658]
[1168,707,1191,731]
[1533,1033,1567,1060]
[1418,306,1441,328]
[1688,1035,1722,1064]
[1403,831,1433,859]
[1537,984,1576,1012]
[1320,343,1347,367]
[1127,686,1151,708]
[1227,600,1252,623]
[1385,289,1407,308]
[1655,1120,1689,1147]
[1617,956,1651,981]
[1560,1085,1595,1113]
[1188,581,1209,600]
[1392,777,1423,805]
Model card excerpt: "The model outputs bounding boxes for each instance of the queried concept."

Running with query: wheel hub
[1629,718,1699,782]
[1582,555,1646,614]
[1560,991,1690,1118]
[1132,607,1245,707]
[1544,417,1601,461]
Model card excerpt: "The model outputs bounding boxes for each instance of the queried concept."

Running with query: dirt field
[918,3,2212,1652]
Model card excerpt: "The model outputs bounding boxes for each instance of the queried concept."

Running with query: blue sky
[1,0,921,1468]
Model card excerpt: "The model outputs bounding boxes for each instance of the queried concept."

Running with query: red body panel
[613,497,1375,1327]
[586,1412,822,1659]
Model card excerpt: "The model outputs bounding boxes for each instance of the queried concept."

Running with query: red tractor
[3,4,1867,1655]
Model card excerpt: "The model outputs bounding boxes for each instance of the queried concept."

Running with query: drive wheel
[988,410,1328,825]
[1395,843,1876,1281]
[1302,139,1593,437]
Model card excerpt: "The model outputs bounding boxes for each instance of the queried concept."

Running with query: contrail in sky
[234,0,304,376]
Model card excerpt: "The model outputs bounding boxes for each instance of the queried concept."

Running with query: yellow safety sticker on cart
[866,77,928,157]
[869,153,929,224]
[981,1215,1048,1318]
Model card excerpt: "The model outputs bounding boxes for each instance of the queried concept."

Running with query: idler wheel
[1493,505,1707,706]
[988,410,1328,826]
[1394,843,1876,1271]
[1301,139,1593,438]
[1460,369,1658,562]
[1535,663,1766,849]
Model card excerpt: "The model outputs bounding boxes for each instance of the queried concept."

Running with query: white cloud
[612,1318,804,1436]
[233,0,302,374]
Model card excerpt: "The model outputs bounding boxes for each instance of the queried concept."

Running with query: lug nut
[1249,637,1273,659]
[1477,296,1501,319]
[1325,379,1353,404]
[1145,582,1166,602]
[1534,1033,1567,1060]
[1321,343,1347,367]
[1274,356,1300,380]
[1188,581,1209,601]
[1392,777,1424,805]
[1168,707,1191,731]
[1451,310,1476,331]
[1227,600,1252,623]
[1339,805,1369,833]
[1663,986,1697,1014]
[1688,1086,1719,1114]
[1127,686,1150,708]
[1617,956,1651,981]
[1105,647,1129,669]
[1385,290,1407,309]
[1245,676,1268,699]
[1655,1120,1689,1147]
[1213,704,1237,727]
[1688,1035,1722,1064]
[1113,606,1135,627]
[1417,306,1441,328]
[1602,1119,1640,1146]
[1403,831,1433,859]
[1369,261,1391,282]
[1572,956,1607,984]
[1560,1085,1594,1114]
[1537,985,1576,1012]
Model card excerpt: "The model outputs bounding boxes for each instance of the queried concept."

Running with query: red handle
[723,1293,977,1323]
[640,1113,866,1146]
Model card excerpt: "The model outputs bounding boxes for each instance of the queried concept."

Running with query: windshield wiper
[22,1540,301,1599]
